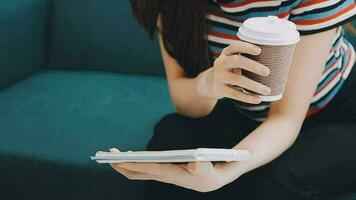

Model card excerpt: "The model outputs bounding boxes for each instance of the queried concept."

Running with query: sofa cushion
[0,70,172,199]
[0,70,173,165]
[47,0,164,76]
[0,0,47,88]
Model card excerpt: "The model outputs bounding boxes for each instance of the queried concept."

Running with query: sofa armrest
[0,0,48,89]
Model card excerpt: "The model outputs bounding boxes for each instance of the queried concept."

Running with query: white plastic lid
[237,16,300,46]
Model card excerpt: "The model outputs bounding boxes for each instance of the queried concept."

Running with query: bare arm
[232,29,337,176]
[157,33,218,117]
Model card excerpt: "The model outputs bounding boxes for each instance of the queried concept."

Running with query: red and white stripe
[207,13,243,27]
[320,59,340,81]
[292,0,342,15]
[207,31,239,45]
[325,27,342,61]
[341,43,356,79]
[278,12,291,19]
[311,44,355,103]
[218,0,289,13]
[295,5,356,31]
[312,71,342,103]
[332,27,342,44]
[326,48,336,62]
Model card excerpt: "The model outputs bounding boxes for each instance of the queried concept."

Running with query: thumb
[110,148,120,152]
[109,148,120,168]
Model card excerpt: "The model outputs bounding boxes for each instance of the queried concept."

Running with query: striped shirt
[207,0,356,121]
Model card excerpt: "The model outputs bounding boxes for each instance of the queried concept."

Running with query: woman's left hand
[109,148,244,192]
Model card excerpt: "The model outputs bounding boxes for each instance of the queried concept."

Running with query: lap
[272,123,356,197]
[146,99,258,151]
[144,100,356,200]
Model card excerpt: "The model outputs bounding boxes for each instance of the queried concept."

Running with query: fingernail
[263,87,271,95]
[263,69,270,76]
[251,97,261,104]
[110,148,119,152]
[254,47,261,54]
[255,98,262,104]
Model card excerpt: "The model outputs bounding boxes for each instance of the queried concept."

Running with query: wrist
[231,159,250,178]
[196,69,213,98]
[231,146,252,176]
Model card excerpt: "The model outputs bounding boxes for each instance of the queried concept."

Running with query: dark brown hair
[129,0,213,77]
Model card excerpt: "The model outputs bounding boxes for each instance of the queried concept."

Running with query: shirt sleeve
[290,0,356,35]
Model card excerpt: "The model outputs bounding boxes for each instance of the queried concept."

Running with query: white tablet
[90,148,250,163]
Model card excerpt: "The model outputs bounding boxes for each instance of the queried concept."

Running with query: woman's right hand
[196,41,271,104]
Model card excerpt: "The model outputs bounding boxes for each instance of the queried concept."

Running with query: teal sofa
[0,1,354,199]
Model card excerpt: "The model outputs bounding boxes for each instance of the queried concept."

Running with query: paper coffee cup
[236,16,300,102]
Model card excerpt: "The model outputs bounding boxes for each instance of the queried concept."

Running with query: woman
[111,1,356,199]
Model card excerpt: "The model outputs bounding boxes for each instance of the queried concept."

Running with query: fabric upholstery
[0,70,172,164]
[47,0,164,76]
[0,70,173,199]
[0,0,47,88]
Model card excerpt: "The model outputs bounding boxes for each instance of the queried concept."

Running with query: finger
[187,162,214,176]
[232,68,241,75]
[110,148,120,152]
[223,55,270,76]
[115,163,160,174]
[223,72,271,95]
[221,85,261,104]
[115,162,186,177]
[110,163,155,180]
[222,41,261,56]
[176,163,190,171]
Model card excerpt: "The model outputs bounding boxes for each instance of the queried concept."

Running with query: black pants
[144,65,356,200]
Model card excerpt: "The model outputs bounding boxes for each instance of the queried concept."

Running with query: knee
[153,114,187,135]
[147,113,193,151]
[218,169,319,200]
[250,170,320,200]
